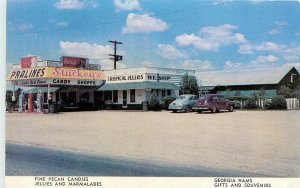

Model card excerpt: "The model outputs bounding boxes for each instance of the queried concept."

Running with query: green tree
[179,73,198,95]
[277,85,294,98]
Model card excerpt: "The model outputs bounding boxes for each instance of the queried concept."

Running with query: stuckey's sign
[48,67,104,80]
[7,67,105,81]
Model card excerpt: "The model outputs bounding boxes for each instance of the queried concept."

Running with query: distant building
[196,66,299,97]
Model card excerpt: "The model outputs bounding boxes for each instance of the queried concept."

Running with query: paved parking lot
[5,110,300,177]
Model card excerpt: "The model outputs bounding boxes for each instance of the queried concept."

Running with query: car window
[219,96,226,101]
[212,96,219,101]
[177,96,186,100]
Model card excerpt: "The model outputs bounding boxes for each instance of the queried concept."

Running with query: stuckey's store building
[7,56,194,111]
[7,56,105,111]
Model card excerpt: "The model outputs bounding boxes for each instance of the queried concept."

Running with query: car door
[211,95,221,109]
[219,95,227,109]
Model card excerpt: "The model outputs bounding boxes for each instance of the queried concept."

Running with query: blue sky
[6,0,300,72]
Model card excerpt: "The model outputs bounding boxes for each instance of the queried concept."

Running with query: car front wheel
[185,105,192,112]
[211,107,217,113]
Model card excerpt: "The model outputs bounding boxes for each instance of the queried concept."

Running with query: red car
[193,94,234,113]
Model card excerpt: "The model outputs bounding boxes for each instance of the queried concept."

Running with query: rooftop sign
[62,56,88,68]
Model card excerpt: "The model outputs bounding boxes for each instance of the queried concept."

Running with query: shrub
[263,99,272,109]
[149,92,160,111]
[161,96,176,109]
[267,95,287,110]
[232,100,241,109]
[245,97,258,109]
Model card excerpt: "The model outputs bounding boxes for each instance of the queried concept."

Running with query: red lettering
[53,67,60,76]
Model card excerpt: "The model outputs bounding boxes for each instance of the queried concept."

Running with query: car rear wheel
[197,110,202,113]
[211,107,217,113]
[172,110,177,113]
[229,105,234,112]
[185,105,192,112]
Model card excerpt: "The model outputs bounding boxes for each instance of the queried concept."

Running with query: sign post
[28,92,34,112]
[47,84,51,113]
[37,90,43,113]
[18,90,23,112]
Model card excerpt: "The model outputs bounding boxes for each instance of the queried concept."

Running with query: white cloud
[114,0,141,12]
[54,0,98,10]
[238,44,254,54]
[238,41,281,54]
[269,29,280,36]
[282,63,300,72]
[275,20,287,26]
[17,23,33,31]
[249,0,263,4]
[268,20,287,36]
[181,59,214,71]
[122,13,168,33]
[141,60,152,66]
[223,55,279,70]
[223,60,242,70]
[59,41,126,69]
[176,24,247,51]
[57,21,69,27]
[157,44,188,60]
[256,41,280,51]
[250,55,279,65]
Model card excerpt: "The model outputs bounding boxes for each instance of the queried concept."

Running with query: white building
[96,67,195,110]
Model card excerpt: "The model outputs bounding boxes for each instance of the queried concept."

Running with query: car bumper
[193,106,210,110]
[168,105,183,110]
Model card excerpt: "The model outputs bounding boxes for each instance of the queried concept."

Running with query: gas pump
[36,90,43,113]
[18,90,24,112]
[28,91,34,112]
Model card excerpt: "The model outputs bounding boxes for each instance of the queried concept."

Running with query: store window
[167,90,171,96]
[104,91,112,101]
[162,90,166,98]
[80,91,89,102]
[113,90,118,103]
[130,89,135,102]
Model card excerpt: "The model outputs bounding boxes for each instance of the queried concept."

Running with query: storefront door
[122,90,127,108]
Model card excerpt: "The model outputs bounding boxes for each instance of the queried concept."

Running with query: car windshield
[177,96,187,100]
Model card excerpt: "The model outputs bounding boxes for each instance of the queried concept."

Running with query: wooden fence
[286,98,300,110]
[237,98,299,110]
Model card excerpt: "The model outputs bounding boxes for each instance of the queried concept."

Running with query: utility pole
[108,40,123,69]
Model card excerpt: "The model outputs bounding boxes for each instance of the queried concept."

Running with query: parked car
[168,94,198,112]
[193,94,234,113]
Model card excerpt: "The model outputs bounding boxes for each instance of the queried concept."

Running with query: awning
[58,86,100,92]
[25,87,60,93]
[97,81,179,91]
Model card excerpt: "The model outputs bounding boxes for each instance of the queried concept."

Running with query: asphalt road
[6,143,266,177]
